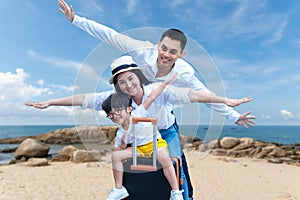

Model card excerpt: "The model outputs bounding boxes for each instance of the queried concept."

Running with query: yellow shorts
[134,138,167,157]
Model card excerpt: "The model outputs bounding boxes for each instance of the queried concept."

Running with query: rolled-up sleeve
[162,85,191,105]
[72,15,153,54]
[81,90,115,111]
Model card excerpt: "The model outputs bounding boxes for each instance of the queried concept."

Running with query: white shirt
[114,105,161,148]
[82,84,191,129]
[73,15,240,123]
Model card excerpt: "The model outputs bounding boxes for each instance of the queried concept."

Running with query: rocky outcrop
[52,145,103,163]
[182,136,300,166]
[0,126,119,144]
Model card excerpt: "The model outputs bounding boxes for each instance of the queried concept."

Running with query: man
[57,1,256,199]
[26,56,252,200]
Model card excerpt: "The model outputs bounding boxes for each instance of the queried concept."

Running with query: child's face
[107,107,131,125]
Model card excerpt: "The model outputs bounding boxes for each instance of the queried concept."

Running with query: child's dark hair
[160,28,187,51]
[113,69,151,94]
[102,93,132,115]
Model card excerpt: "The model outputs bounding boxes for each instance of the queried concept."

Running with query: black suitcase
[123,117,182,200]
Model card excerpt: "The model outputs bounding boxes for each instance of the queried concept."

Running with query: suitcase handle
[131,117,158,171]
[132,117,157,125]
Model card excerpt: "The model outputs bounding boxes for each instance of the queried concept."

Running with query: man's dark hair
[102,93,132,115]
[113,69,151,94]
[160,28,187,51]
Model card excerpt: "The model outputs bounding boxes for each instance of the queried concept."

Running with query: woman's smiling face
[116,71,142,97]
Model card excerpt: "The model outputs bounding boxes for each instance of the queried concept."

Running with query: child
[101,73,250,200]
[102,74,184,200]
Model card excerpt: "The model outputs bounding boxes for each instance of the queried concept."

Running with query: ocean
[0,125,300,165]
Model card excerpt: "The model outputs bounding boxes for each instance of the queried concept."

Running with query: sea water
[1,125,300,164]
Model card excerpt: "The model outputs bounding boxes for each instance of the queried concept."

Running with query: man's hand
[235,111,256,128]
[58,0,75,22]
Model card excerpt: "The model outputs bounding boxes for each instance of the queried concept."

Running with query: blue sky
[1,0,300,125]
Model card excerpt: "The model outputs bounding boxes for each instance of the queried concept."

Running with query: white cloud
[0,68,50,102]
[170,0,291,44]
[27,50,81,70]
[263,20,287,45]
[38,79,44,86]
[76,0,103,18]
[50,84,79,93]
[125,0,137,14]
[280,109,294,119]
[225,0,284,39]
[167,0,186,8]
[261,114,271,119]
[261,66,280,75]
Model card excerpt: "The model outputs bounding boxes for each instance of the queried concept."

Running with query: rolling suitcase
[123,117,182,200]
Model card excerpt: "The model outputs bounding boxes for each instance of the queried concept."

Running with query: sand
[0,151,299,200]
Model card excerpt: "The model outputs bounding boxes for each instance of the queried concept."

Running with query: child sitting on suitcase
[102,72,250,200]
[102,74,184,200]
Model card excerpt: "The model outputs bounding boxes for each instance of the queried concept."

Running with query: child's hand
[163,72,178,86]
[225,96,252,107]
[118,133,127,150]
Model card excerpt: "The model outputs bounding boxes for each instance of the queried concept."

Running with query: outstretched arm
[25,94,85,109]
[58,0,75,22]
[143,74,177,110]
[188,91,252,107]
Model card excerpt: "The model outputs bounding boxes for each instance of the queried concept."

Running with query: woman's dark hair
[113,69,151,94]
[160,28,187,51]
[102,93,132,115]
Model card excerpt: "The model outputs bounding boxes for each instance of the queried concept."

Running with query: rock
[253,140,266,148]
[227,148,255,158]
[226,150,240,157]
[192,138,202,148]
[220,137,240,149]
[180,135,195,145]
[255,146,274,159]
[0,136,29,144]
[268,146,287,157]
[72,150,102,163]
[14,138,50,160]
[51,154,71,162]
[280,157,295,164]
[267,158,283,164]
[22,158,48,167]
[211,149,228,156]
[87,162,101,168]
[233,138,254,150]
[51,145,77,162]
[0,147,17,153]
[198,140,218,152]
[59,145,77,158]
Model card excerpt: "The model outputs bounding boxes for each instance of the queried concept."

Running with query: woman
[26,55,252,199]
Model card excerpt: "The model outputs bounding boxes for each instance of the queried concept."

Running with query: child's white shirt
[114,105,161,148]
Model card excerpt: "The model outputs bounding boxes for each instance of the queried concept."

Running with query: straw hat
[108,55,142,84]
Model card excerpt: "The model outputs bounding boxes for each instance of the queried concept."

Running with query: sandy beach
[0,151,299,200]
